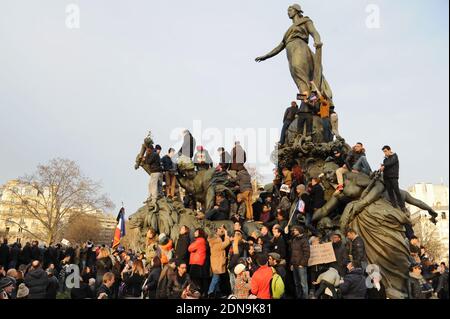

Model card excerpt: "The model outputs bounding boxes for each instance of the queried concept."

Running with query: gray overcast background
[1,0,449,216]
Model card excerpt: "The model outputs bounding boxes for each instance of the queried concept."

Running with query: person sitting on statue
[280,101,299,145]
[194,146,213,171]
[204,192,231,221]
[231,168,254,221]
[335,142,372,191]
[296,97,314,136]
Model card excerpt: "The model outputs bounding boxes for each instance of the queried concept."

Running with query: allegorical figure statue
[256,4,333,101]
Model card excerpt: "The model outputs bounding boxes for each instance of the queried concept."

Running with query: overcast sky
[0,0,448,216]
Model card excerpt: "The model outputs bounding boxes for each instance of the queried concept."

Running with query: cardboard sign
[61,238,70,246]
[308,242,337,266]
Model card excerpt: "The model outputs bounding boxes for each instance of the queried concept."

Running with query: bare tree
[10,158,114,245]
[62,213,102,245]
[414,217,446,262]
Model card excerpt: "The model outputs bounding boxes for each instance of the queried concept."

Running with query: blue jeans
[322,118,333,142]
[280,121,292,145]
[208,274,221,295]
[293,266,309,299]
[352,156,372,175]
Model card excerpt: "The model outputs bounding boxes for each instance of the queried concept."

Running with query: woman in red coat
[188,228,209,296]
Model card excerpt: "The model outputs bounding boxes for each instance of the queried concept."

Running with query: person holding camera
[207,225,231,298]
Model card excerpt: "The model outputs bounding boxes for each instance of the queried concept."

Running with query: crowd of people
[1,100,448,300]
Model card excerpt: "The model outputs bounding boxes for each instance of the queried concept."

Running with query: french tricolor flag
[112,207,126,249]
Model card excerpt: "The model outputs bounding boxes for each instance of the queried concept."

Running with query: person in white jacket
[312,264,341,299]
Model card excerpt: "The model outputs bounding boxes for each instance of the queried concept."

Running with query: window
[442,212,447,220]
[5,227,10,234]
[18,228,23,233]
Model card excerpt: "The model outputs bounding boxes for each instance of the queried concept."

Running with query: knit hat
[234,263,246,276]
[158,233,169,246]
[0,277,14,290]
[409,262,422,272]
[280,184,291,194]
[16,283,29,299]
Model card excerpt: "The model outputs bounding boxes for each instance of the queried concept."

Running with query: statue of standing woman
[256,4,333,102]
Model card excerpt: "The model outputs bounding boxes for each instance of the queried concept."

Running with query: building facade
[0,179,116,246]
[407,183,449,263]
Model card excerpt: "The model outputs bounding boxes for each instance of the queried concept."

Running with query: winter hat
[88,278,96,286]
[268,252,281,262]
[409,262,422,272]
[0,277,14,290]
[16,283,29,299]
[280,184,291,194]
[234,263,246,276]
[158,233,169,246]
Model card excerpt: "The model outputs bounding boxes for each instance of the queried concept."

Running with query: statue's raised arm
[255,42,286,62]
[255,4,333,101]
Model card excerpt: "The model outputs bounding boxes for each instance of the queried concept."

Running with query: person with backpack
[267,253,286,299]
[250,254,273,299]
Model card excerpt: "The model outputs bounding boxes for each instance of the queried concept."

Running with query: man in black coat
[280,101,298,145]
[340,261,367,299]
[0,239,10,269]
[20,242,32,266]
[204,193,230,221]
[175,226,191,266]
[146,144,163,202]
[346,229,368,271]
[30,241,42,262]
[96,272,115,299]
[271,225,287,260]
[331,233,349,277]
[9,243,20,269]
[24,261,49,299]
[178,129,196,159]
[380,145,406,211]
[289,226,310,299]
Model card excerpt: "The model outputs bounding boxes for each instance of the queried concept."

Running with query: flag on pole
[112,207,126,249]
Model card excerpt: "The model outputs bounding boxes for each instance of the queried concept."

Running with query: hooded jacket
[340,268,367,299]
[24,268,49,299]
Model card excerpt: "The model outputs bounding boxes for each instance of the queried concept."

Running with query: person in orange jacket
[188,228,209,296]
